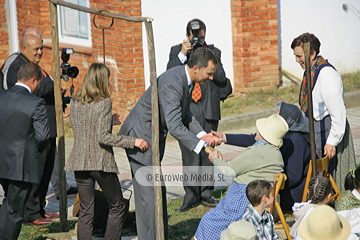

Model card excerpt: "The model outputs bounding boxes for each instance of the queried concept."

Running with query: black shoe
[202,197,219,204]
[176,201,200,212]
[56,186,78,200]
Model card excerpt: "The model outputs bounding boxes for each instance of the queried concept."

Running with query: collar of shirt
[15,82,31,93]
[247,204,270,225]
[184,65,192,86]
[253,139,268,146]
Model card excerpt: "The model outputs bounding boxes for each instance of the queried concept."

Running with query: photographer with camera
[167,19,232,212]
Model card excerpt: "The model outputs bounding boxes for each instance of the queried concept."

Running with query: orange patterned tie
[192,82,202,102]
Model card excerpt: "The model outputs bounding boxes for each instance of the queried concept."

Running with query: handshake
[200,131,227,162]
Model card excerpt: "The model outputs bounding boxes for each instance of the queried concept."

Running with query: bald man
[5,34,43,89]
[3,31,59,226]
[1,28,42,90]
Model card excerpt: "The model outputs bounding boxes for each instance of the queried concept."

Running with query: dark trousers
[24,137,55,222]
[180,101,219,206]
[0,179,32,240]
[74,171,129,240]
[127,158,168,240]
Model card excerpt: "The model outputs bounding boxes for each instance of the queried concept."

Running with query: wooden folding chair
[271,173,292,240]
[301,156,341,203]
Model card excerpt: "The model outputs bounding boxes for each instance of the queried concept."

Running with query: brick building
[0,0,280,114]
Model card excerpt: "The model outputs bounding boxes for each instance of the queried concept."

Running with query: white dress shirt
[185,66,206,154]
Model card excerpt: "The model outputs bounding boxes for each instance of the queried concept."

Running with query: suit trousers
[128,157,169,240]
[0,179,32,240]
[74,171,129,240]
[24,137,55,222]
[180,101,219,206]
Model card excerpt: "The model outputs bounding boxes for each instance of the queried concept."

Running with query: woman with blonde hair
[65,63,149,239]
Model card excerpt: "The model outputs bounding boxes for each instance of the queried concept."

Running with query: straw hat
[298,205,351,240]
[220,220,259,240]
[256,114,289,148]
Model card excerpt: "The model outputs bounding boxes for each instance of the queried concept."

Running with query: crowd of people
[0,21,359,240]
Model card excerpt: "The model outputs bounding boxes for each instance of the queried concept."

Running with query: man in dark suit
[120,48,220,240]
[0,62,50,239]
[166,19,229,211]
[5,33,59,225]
[0,27,78,201]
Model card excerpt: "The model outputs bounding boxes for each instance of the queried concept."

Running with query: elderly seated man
[195,114,289,240]
[214,101,311,212]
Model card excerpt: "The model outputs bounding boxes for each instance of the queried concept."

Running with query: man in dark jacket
[5,32,59,225]
[0,63,50,239]
[166,19,231,211]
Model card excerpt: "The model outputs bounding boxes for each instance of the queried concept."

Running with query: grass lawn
[167,189,227,239]
[18,220,77,240]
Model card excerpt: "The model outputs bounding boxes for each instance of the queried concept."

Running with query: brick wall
[0,0,9,60]
[12,0,144,115]
[231,0,279,94]
[3,0,281,106]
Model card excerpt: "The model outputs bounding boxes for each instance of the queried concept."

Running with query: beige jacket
[65,98,135,173]
[213,144,284,184]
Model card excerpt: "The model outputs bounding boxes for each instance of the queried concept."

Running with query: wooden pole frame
[48,1,162,237]
[304,42,317,176]
[145,21,164,240]
[49,2,68,231]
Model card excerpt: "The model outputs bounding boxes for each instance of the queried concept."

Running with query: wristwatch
[203,142,209,149]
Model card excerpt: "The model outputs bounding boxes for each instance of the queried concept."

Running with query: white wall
[280,0,360,80]
[141,0,233,89]
[5,0,19,53]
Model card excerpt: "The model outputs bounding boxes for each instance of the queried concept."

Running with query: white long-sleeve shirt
[311,66,346,146]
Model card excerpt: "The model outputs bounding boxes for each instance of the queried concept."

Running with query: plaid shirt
[242,204,279,240]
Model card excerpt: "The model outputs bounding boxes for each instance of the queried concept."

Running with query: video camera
[60,48,79,81]
[188,20,205,54]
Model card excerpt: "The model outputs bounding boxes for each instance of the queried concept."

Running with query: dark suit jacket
[0,85,50,183]
[7,53,56,137]
[166,44,227,121]
[120,66,204,166]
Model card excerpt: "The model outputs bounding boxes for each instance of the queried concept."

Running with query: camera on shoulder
[188,21,204,54]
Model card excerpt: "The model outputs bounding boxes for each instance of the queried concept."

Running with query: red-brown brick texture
[231,0,279,94]
[0,0,9,60]
[6,0,144,115]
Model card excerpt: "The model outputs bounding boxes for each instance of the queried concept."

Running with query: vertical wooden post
[49,1,68,231]
[145,19,164,240]
[304,42,317,176]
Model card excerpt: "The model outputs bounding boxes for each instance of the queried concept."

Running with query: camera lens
[67,66,79,79]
